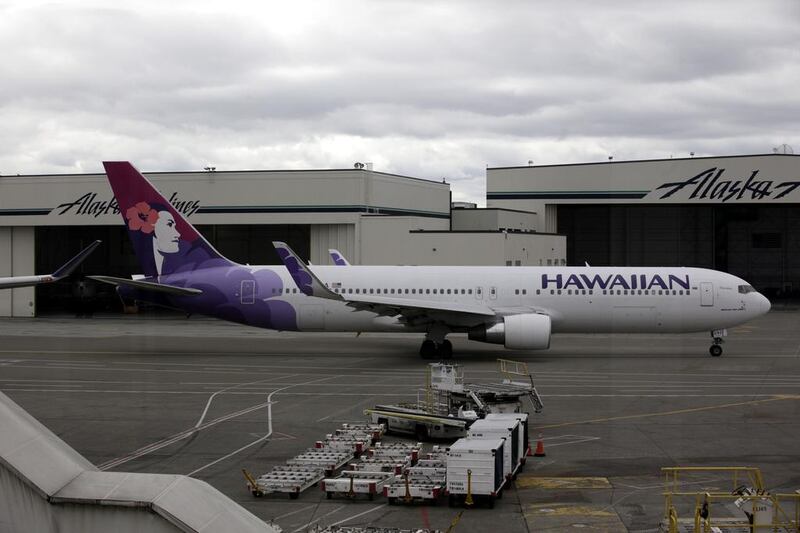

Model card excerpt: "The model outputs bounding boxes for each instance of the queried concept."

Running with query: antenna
[773,144,794,154]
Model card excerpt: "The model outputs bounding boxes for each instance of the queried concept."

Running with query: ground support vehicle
[368,442,421,465]
[315,436,366,456]
[384,460,447,505]
[335,423,385,444]
[485,412,529,468]
[244,465,325,499]
[349,458,407,474]
[321,470,396,500]
[366,405,469,440]
[446,438,506,508]
[287,449,353,475]
[467,417,523,480]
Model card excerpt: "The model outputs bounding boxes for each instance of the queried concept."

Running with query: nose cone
[756,293,771,316]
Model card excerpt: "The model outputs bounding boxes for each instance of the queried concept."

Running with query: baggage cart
[287,449,353,475]
[321,470,396,500]
[244,465,324,499]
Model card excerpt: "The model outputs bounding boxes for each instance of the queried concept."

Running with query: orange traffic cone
[533,434,546,457]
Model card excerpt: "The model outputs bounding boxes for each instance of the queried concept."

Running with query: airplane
[92,161,770,358]
[0,240,101,289]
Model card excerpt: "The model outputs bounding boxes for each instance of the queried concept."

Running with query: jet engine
[468,313,551,350]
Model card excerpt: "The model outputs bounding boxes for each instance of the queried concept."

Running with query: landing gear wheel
[440,340,453,359]
[420,340,437,359]
[709,344,723,357]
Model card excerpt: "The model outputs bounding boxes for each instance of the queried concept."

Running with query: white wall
[0,227,35,317]
[0,228,10,316]
[309,224,356,265]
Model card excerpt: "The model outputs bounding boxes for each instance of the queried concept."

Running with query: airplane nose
[757,293,771,315]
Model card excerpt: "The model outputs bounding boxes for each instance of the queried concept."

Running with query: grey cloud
[0,0,798,202]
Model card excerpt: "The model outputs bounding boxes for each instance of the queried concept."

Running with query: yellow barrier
[661,467,800,531]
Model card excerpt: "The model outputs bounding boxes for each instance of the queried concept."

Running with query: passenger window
[617,290,622,295]
[390,289,395,294]
[468,289,472,294]
[515,289,519,295]
[447,289,451,294]
[550,289,554,295]
[588,290,593,295]
[672,290,677,295]
[603,290,607,295]
[536,289,540,295]
[461,289,466,294]
[582,290,586,295]
[557,290,562,295]
[522,289,527,295]
[427,289,431,294]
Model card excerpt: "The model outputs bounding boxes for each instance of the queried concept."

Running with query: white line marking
[274,505,317,521]
[187,376,339,477]
[290,505,347,533]
[195,374,299,428]
[323,504,388,529]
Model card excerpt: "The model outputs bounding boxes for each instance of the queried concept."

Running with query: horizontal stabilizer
[88,276,203,296]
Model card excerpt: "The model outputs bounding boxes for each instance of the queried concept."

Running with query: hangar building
[487,153,800,298]
[0,166,565,317]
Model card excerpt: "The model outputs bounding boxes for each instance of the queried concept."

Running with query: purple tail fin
[103,161,234,278]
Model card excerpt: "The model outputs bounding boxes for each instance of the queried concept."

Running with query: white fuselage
[254,265,770,334]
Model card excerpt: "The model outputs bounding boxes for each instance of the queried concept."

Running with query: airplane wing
[0,240,101,289]
[88,276,203,296]
[272,241,496,327]
[329,249,350,266]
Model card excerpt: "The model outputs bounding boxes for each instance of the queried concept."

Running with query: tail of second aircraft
[103,161,234,278]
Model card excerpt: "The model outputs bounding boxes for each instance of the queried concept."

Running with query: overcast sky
[1,0,798,203]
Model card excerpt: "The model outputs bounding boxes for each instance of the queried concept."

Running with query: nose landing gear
[709,329,726,357]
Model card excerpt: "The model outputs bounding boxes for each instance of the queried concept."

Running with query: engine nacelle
[468,313,551,350]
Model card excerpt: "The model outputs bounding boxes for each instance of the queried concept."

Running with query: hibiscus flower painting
[126,201,159,234]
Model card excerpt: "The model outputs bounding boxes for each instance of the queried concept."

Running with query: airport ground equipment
[321,470,396,500]
[365,405,470,440]
[367,441,421,465]
[286,449,354,475]
[486,412,529,467]
[335,423,385,444]
[243,466,325,499]
[467,417,523,480]
[315,436,367,456]
[384,458,447,505]
[659,466,800,532]
[446,438,506,508]
[366,360,541,441]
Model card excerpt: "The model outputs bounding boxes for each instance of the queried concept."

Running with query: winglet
[329,249,351,266]
[52,240,102,279]
[272,242,342,300]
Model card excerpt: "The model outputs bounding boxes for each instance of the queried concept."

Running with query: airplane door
[489,286,498,300]
[700,282,714,307]
[240,280,255,304]
[475,287,483,300]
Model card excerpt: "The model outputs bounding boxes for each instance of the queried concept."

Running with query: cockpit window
[738,285,756,294]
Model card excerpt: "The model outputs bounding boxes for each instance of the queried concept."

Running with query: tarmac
[1,309,799,532]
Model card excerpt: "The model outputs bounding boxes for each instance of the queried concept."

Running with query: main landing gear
[709,329,726,357]
[420,339,453,359]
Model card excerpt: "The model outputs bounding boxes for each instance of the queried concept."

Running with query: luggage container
[486,412,529,467]
[446,438,505,508]
[321,470,396,500]
[468,417,522,479]
[348,458,406,474]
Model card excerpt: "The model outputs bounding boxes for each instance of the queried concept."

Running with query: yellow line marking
[516,476,611,490]
[534,394,800,431]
